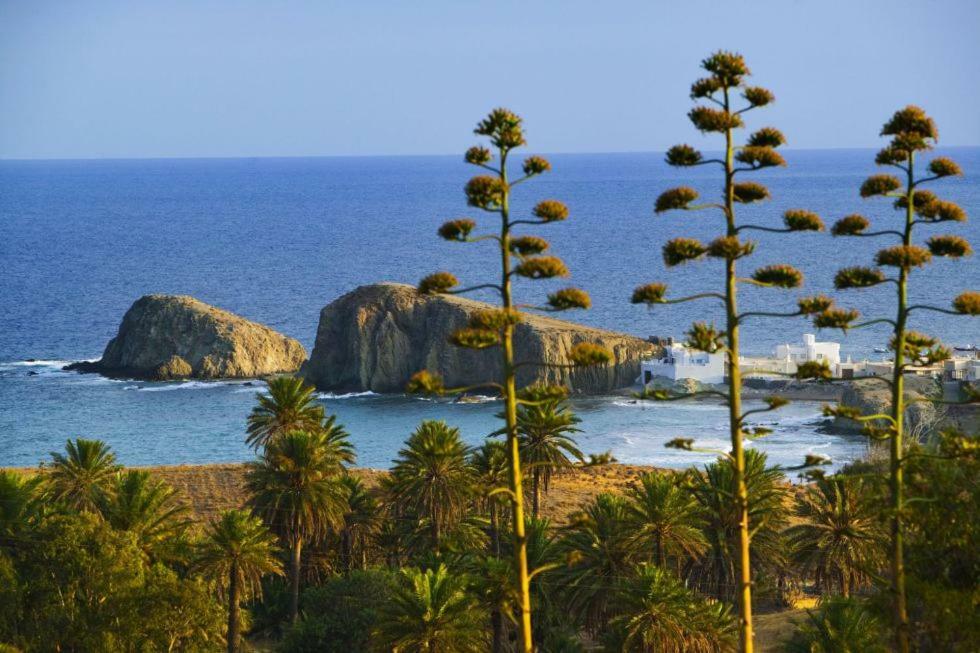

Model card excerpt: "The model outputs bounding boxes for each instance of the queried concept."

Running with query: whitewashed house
[774,334,840,369]
[640,342,726,385]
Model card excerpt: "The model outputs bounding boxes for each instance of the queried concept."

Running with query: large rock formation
[67,295,306,380]
[834,376,938,434]
[301,283,656,394]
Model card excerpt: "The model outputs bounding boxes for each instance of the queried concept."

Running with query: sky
[1,0,978,159]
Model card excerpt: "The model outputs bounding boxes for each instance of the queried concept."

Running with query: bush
[280,570,395,653]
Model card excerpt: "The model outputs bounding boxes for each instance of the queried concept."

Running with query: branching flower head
[928,157,962,178]
[522,155,551,176]
[927,235,972,258]
[547,287,591,310]
[465,176,505,210]
[418,271,459,294]
[881,105,938,141]
[707,236,755,260]
[685,322,725,353]
[875,245,932,269]
[465,146,492,166]
[797,295,834,315]
[665,144,703,166]
[533,199,569,222]
[917,199,966,223]
[893,189,937,213]
[517,383,569,403]
[732,182,770,203]
[813,307,859,331]
[742,86,774,107]
[701,50,750,86]
[438,219,476,242]
[748,127,785,148]
[569,342,613,366]
[515,256,569,279]
[952,291,980,316]
[834,266,886,290]
[735,146,785,169]
[689,106,743,133]
[875,146,907,167]
[783,209,825,232]
[449,328,500,350]
[690,76,722,99]
[468,308,521,331]
[509,236,549,256]
[631,283,667,305]
[797,360,832,381]
[655,187,699,213]
[831,214,870,236]
[475,108,526,150]
[406,370,445,395]
[663,238,707,266]
[665,438,695,451]
[752,264,803,288]
[860,174,901,198]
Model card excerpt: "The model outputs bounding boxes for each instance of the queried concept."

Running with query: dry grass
[127,462,653,525]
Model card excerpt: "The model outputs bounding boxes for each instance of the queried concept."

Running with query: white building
[774,334,840,369]
[640,343,726,385]
[944,356,980,382]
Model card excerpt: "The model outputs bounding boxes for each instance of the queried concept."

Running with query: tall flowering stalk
[632,51,834,653]
[409,108,611,652]
[821,105,976,653]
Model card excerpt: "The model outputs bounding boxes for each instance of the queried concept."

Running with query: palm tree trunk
[227,563,241,653]
[532,469,540,518]
[289,538,303,623]
[341,529,352,573]
[490,503,500,556]
[491,606,504,653]
[656,532,665,568]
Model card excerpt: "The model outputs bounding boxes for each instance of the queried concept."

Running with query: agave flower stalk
[410,108,611,652]
[820,105,975,653]
[633,52,832,653]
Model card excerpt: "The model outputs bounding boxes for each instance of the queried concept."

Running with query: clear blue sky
[1,0,977,159]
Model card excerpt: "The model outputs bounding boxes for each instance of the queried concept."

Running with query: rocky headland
[300,283,656,394]
[67,295,306,380]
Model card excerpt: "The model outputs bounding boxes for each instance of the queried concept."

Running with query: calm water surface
[1,150,976,469]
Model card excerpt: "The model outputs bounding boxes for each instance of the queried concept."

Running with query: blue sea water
[1,150,977,470]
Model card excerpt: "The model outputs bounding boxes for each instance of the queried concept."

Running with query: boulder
[67,295,306,380]
[300,283,656,394]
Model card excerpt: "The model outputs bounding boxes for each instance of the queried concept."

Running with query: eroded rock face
[301,283,656,394]
[67,295,306,380]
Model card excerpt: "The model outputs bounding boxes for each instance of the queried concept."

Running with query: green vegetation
[820,105,974,653]
[410,107,612,651]
[634,50,835,652]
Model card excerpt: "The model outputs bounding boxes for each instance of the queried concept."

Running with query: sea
[1,149,977,472]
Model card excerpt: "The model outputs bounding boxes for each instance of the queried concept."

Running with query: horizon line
[2,144,979,164]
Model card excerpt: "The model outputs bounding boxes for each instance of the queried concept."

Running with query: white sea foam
[316,390,379,400]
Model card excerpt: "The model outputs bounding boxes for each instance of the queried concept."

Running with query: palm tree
[246,429,348,623]
[786,477,885,597]
[689,450,788,602]
[47,438,120,513]
[470,440,510,555]
[626,472,707,571]
[785,597,887,653]
[245,376,324,449]
[558,493,637,633]
[0,470,45,544]
[608,563,737,653]
[196,509,283,653]
[501,390,583,517]
[387,420,476,550]
[373,564,487,652]
[472,555,517,653]
[320,413,356,466]
[338,475,379,572]
[100,469,192,564]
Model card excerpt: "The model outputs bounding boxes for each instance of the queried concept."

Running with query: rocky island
[67,295,306,380]
[301,283,656,394]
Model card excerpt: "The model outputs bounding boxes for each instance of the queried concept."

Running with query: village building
[640,342,726,385]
